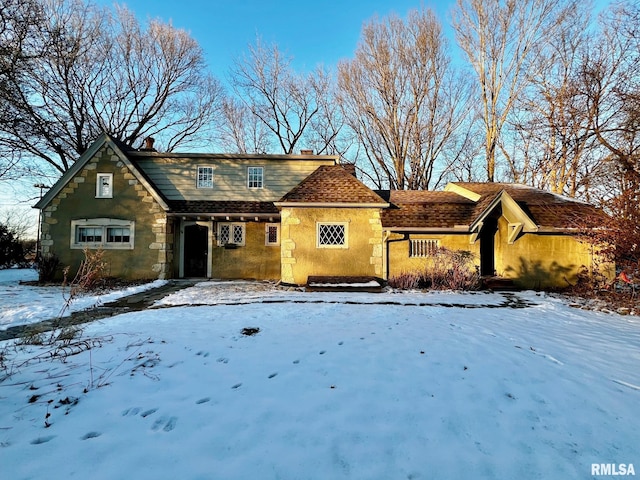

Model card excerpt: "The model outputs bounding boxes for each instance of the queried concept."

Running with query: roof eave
[383,226,470,233]
[167,212,279,219]
[274,202,390,208]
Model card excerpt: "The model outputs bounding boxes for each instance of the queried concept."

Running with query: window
[96,173,113,198]
[217,222,245,246]
[265,223,279,246]
[409,239,440,257]
[247,167,264,189]
[107,227,131,243]
[317,222,348,249]
[77,227,102,243]
[71,219,134,249]
[197,166,214,188]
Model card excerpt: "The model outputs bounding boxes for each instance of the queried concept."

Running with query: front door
[183,223,209,277]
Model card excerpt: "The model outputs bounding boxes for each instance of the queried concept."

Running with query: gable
[35,133,168,211]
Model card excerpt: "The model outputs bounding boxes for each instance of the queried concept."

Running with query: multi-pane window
[107,227,131,243]
[77,227,103,243]
[247,167,264,189]
[409,239,440,257]
[71,219,134,249]
[317,222,348,249]
[217,222,245,246]
[265,223,279,246]
[96,173,113,198]
[197,166,214,188]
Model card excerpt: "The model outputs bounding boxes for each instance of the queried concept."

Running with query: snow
[0,268,167,331]
[1,270,639,479]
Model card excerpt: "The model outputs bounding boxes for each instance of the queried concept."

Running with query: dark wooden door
[184,224,208,277]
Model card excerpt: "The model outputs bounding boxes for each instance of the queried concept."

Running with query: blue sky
[96,0,455,78]
[2,0,613,234]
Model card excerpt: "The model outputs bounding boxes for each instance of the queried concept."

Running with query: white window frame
[96,173,113,198]
[316,222,348,249]
[265,223,280,246]
[247,166,264,189]
[197,166,214,189]
[409,238,440,258]
[70,218,135,250]
[217,222,245,246]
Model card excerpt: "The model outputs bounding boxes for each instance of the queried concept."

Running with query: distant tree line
[1,0,638,265]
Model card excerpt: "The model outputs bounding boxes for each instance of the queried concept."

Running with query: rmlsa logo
[592,464,636,476]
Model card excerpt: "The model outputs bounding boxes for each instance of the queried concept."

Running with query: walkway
[0,280,195,341]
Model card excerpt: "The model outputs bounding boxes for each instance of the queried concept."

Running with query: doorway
[479,217,498,276]
[183,223,209,277]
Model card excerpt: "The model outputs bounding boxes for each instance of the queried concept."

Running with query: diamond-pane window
[217,222,245,246]
[317,223,347,248]
[233,225,244,244]
[265,224,279,246]
[219,224,230,244]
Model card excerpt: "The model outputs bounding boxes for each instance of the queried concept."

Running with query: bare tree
[451,0,574,182]
[229,37,340,155]
[216,96,271,154]
[506,1,594,196]
[578,1,640,220]
[0,0,223,176]
[0,0,44,180]
[338,7,473,190]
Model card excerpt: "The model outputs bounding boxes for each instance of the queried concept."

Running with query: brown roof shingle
[380,191,476,228]
[279,166,387,204]
[450,182,606,228]
[167,200,279,215]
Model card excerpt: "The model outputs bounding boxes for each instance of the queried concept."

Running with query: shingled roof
[449,182,605,229]
[377,191,477,229]
[278,165,388,205]
[167,200,279,216]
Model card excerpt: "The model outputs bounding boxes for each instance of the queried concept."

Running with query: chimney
[341,163,357,177]
[142,136,156,151]
[300,149,314,155]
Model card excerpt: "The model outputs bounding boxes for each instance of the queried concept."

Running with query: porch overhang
[167,212,280,222]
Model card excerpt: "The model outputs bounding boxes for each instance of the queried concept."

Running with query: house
[35,134,612,289]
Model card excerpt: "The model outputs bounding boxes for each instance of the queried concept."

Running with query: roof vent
[300,149,314,155]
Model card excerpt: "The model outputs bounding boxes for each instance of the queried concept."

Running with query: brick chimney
[341,163,357,177]
[300,149,314,155]
[141,136,156,151]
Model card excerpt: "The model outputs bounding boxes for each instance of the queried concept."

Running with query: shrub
[0,222,25,268]
[37,253,61,282]
[389,248,480,291]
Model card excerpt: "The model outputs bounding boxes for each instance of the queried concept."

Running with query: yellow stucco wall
[40,146,173,280]
[280,207,384,285]
[385,217,613,289]
[387,233,480,279]
[494,216,613,289]
[209,222,281,280]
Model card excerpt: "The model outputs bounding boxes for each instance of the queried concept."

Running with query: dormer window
[247,167,264,189]
[197,166,214,188]
[96,173,113,198]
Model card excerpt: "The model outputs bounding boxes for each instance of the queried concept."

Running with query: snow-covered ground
[1,270,639,479]
[0,268,166,330]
